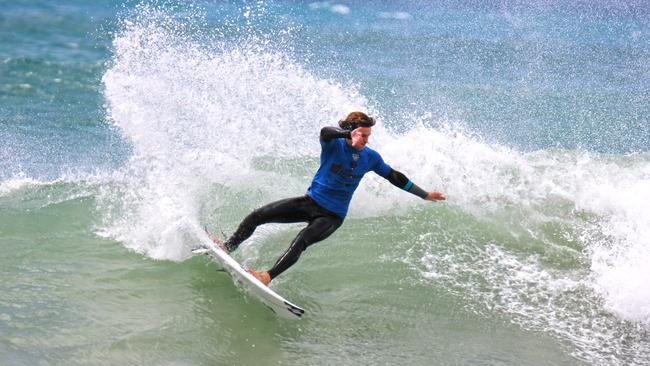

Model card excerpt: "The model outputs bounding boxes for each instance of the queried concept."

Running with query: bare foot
[205,227,229,253]
[246,269,271,286]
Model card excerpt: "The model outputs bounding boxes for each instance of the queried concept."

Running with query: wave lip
[0,176,43,196]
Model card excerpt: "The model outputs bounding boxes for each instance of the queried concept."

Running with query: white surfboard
[192,230,305,320]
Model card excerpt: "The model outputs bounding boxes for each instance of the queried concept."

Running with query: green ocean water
[0,183,588,365]
[2,1,650,365]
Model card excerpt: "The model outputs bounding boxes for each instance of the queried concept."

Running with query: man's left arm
[383,168,446,201]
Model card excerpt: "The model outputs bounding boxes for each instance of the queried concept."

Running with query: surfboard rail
[194,231,305,320]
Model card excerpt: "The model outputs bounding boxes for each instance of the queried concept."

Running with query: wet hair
[338,111,376,131]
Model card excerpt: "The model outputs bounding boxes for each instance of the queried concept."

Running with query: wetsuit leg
[224,196,313,252]
[267,214,343,279]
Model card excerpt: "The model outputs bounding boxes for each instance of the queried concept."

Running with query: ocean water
[1,1,650,365]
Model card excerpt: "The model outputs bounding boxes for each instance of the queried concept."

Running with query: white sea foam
[368,122,650,330]
[0,175,42,196]
[308,2,329,10]
[420,243,650,365]
[378,12,412,21]
[309,2,350,15]
[582,167,650,324]
[0,171,108,196]
[330,4,350,15]
[364,123,650,325]
[393,126,650,363]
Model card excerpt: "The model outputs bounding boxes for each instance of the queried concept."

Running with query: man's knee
[301,218,341,245]
[243,207,267,226]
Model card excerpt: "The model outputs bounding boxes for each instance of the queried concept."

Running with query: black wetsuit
[224,195,342,279]
[224,127,428,279]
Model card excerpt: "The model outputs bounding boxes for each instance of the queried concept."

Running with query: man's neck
[345,139,364,151]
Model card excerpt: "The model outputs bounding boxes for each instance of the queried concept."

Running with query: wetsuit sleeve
[384,168,429,199]
[320,127,351,142]
[372,152,428,199]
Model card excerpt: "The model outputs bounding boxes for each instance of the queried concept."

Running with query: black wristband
[385,169,428,199]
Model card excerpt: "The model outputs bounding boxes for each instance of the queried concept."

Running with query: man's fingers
[427,192,446,201]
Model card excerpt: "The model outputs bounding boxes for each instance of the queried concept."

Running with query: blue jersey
[307,137,391,218]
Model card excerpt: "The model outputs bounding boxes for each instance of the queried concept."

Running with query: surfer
[209,112,445,285]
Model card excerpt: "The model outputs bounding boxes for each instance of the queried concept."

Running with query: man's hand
[425,191,446,201]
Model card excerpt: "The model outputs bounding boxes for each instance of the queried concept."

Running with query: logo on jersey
[352,153,360,161]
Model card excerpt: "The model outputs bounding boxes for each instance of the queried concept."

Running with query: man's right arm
[320,127,351,142]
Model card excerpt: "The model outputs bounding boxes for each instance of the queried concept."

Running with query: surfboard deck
[193,230,305,320]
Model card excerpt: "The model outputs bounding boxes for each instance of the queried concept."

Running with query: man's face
[351,127,372,150]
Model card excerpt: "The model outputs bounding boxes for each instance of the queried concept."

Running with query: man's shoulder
[362,145,382,159]
[362,145,390,175]
[320,134,344,149]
